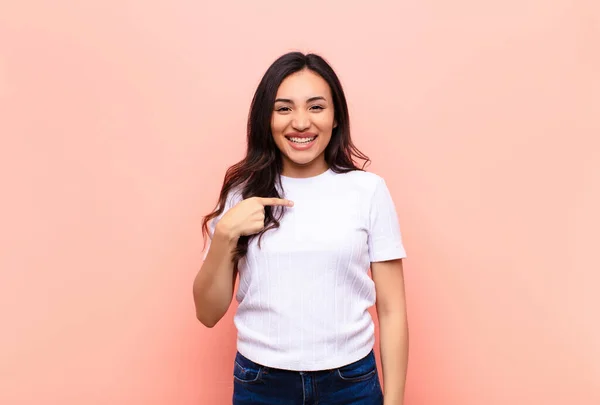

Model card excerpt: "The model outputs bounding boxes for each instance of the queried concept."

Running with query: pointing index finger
[258,197,294,207]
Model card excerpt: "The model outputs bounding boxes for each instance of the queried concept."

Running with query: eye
[276,106,291,112]
[310,105,325,111]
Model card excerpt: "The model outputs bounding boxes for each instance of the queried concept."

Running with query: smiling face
[271,69,337,178]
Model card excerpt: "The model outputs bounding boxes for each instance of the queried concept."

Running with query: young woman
[193,52,409,405]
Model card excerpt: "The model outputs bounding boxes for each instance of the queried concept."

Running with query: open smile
[284,134,318,150]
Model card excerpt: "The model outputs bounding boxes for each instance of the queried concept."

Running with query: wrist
[214,221,239,243]
[383,391,404,405]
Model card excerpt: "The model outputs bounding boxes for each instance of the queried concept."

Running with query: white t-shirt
[204,168,406,371]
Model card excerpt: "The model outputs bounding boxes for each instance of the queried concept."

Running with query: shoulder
[221,183,245,209]
[229,184,245,200]
[339,169,384,182]
[333,169,386,193]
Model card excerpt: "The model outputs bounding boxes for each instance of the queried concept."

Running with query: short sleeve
[203,188,241,260]
[367,178,407,262]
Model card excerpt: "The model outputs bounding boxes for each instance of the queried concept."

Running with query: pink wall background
[1,1,598,404]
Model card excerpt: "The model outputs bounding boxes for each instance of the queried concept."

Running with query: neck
[281,158,329,179]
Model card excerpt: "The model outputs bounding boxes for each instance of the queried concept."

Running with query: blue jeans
[232,350,384,405]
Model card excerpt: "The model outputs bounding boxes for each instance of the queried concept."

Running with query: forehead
[276,69,332,99]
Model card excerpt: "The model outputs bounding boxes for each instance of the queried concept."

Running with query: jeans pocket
[233,352,264,384]
[336,351,377,382]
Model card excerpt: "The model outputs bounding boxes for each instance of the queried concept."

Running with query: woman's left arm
[372,258,409,405]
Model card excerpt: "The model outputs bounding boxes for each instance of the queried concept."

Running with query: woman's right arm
[193,196,293,328]
[193,221,239,328]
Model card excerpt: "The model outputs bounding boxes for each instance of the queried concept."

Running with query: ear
[333,120,338,128]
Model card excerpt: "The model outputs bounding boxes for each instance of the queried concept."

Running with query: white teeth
[289,137,315,144]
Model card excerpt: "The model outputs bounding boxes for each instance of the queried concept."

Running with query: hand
[216,197,294,240]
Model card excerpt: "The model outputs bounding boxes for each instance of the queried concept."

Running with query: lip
[284,132,318,151]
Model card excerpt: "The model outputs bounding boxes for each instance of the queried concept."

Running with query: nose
[291,110,310,131]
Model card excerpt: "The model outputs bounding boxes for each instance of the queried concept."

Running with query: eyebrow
[274,96,327,104]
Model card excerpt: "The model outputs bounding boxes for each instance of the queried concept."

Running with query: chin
[286,155,318,166]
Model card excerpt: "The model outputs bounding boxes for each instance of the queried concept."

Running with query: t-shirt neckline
[280,168,333,182]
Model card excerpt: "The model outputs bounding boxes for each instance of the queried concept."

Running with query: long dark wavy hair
[202,52,370,268]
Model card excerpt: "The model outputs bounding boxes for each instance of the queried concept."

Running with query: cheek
[315,114,336,132]
[271,115,288,135]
